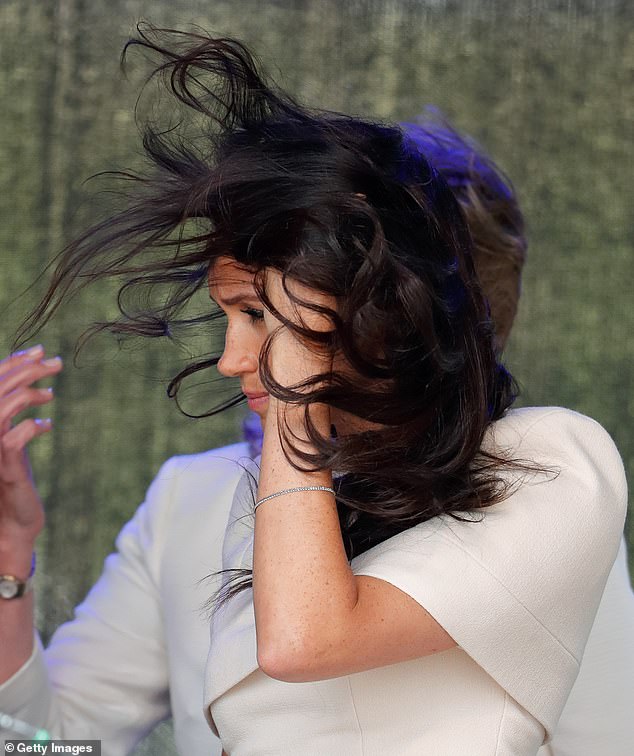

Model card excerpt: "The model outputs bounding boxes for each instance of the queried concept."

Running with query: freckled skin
[209,256,455,689]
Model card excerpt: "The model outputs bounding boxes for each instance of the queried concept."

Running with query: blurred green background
[1,0,632,753]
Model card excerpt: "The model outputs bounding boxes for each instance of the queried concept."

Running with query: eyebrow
[210,292,261,307]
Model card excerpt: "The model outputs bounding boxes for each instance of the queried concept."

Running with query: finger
[0,356,63,399]
[0,345,45,378]
[0,387,54,434]
[0,418,52,483]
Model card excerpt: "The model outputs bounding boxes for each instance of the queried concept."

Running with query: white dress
[1,411,631,755]
[204,407,628,755]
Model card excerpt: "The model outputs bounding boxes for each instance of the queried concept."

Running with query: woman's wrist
[0,534,38,577]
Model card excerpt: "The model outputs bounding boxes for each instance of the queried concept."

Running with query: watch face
[0,578,19,599]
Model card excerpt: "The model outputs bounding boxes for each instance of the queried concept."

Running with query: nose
[217,327,259,378]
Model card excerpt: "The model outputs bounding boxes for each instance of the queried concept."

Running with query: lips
[244,392,269,411]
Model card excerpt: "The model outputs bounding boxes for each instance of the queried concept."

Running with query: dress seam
[433,529,580,665]
[346,676,365,755]
[493,691,509,755]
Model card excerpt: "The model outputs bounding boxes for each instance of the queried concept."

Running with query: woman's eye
[240,307,265,323]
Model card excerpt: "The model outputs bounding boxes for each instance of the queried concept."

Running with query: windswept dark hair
[17,26,520,608]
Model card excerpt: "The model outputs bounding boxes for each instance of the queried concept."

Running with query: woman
[8,28,627,754]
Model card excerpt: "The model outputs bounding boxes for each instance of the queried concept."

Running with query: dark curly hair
[16,26,521,608]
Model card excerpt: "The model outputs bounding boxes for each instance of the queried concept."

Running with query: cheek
[249,327,267,359]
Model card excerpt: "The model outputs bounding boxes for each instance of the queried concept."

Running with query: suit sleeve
[0,456,183,755]
[351,408,628,742]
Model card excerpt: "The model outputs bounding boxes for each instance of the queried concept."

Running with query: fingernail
[40,387,54,395]
[14,344,43,358]
[42,357,62,368]
[35,418,52,427]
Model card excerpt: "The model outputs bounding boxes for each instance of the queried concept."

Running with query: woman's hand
[0,345,61,682]
[0,346,61,549]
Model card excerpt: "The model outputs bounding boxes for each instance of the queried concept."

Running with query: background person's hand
[0,345,61,548]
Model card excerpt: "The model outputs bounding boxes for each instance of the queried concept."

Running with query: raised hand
[0,345,62,546]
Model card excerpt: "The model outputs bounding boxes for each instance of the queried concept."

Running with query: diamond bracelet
[254,485,336,511]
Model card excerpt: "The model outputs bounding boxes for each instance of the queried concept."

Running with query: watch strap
[0,552,36,600]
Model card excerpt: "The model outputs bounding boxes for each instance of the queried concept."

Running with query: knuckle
[8,387,30,410]
[1,422,34,451]
[0,434,17,453]
[1,351,20,365]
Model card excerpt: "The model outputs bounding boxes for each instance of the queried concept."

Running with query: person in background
[0,48,630,755]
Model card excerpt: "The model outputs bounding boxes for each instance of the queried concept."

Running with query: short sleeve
[350,407,628,740]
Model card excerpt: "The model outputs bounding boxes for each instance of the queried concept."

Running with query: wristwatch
[0,552,36,600]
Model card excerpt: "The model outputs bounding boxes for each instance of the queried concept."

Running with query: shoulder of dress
[489,406,620,457]
[492,404,596,431]
[488,405,627,521]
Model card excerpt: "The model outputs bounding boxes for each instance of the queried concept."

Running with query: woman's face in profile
[208,256,269,421]
[208,255,374,436]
